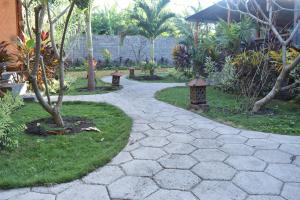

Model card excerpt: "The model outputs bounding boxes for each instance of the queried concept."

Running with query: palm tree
[130,0,175,74]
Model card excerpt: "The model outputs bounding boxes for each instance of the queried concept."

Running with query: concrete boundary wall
[66,35,179,64]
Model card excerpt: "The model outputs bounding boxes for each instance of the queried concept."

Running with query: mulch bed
[26,116,96,136]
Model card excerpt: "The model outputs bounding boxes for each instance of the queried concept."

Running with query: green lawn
[64,70,125,95]
[65,78,120,95]
[0,102,132,189]
[156,86,300,135]
[128,68,191,83]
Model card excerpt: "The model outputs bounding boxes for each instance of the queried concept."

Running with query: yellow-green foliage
[269,48,300,72]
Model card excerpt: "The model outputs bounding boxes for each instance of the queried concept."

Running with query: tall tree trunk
[150,38,155,63]
[85,3,95,91]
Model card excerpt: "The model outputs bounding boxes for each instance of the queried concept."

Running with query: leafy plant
[172,45,191,76]
[269,48,300,72]
[102,49,112,67]
[16,32,58,88]
[233,50,272,111]
[0,93,24,151]
[216,17,255,54]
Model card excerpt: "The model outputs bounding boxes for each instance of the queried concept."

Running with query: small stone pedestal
[111,72,122,87]
[129,68,135,78]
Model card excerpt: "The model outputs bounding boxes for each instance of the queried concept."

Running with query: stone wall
[66,35,179,64]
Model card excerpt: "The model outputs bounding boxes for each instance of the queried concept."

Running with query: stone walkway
[1,77,300,200]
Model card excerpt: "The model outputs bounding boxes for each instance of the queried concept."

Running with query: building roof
[186,0,295,27]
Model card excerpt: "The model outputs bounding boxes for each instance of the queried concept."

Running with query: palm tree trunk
[85,3,95,91]
[150,38,155,63]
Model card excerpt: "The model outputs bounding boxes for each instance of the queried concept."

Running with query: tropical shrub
[16,32,58,87]
[233,50,273,110]
[205,56,236,91]
[0,93,24,151]
[172,45,191,76]
[48,75,77,94]
[216,17,255,54]
[102,49,112,68]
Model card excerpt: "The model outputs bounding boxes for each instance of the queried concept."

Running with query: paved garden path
[1,77,300,200]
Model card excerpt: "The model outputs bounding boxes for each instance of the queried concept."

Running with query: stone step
[0,83,27,95]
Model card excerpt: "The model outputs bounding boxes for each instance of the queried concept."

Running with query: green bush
[0,93,24,151]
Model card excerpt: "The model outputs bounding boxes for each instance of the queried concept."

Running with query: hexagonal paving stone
[154,169,200,190]
[57,184,109,200]
[220,144,255,155]
[167,134,195,143]
[155,116,175,122]
[246,139,279,149]
[217,135,247,144]
[131,147,166,160]
[266,164,300,182]
[240,130,269,139]
[132,124,151,132]
[190,129,219,139]
[10,192,55,200]
[164,143,196,154]
[254,150,292,164]
[145,189,198,200]
[226,156,266,171]
[192,181,247,200]
[191,139,223,149]
[32,180,80,195]
[130,132,146,141]
[158,154,197,169]
[145,129,171,137]
[192,162,236,180]
[140,137,170,147]
[168,126,193,134]
[293,156,300,166]
[171,119,194,126]
[157,111,178,117]
[213,126,241,135]
[174,114,195,120]
[149,122,173,130]
[0,189,30,200]
[110,152,133,165]
[280,144,300,155]
[83,166,124,185]
[246,195,285,200]
[108,176,158,199]
[191,123,217,130]
[124,142,141,152]
[281,183,300,200]
[121,160,162,176]
[233,172,282,195]
[269,134,300,144]
[191,149,228,161]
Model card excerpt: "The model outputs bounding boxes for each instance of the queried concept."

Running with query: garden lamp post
[188,76,209,111]
[111,71,122,87]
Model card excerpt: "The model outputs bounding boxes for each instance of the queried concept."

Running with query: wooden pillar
[194,22,199,48]
[293,0,300,48]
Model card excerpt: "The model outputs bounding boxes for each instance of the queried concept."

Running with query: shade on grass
[0,102,132,189]
[156,86,300,135]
